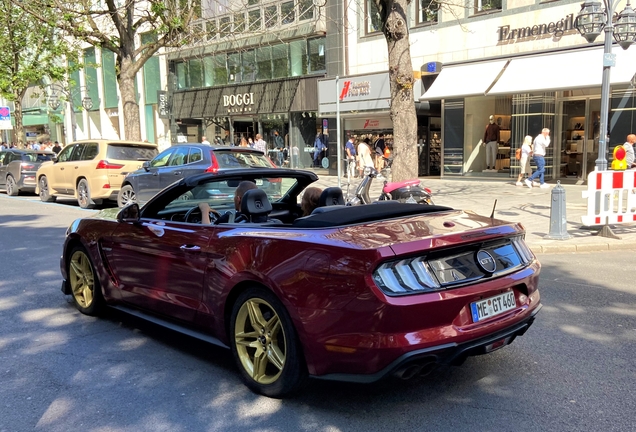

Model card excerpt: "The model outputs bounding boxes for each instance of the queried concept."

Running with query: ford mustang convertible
[60,168,542,397]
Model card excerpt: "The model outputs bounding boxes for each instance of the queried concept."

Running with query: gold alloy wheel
[234,298,287,385]
[69,250,95,309]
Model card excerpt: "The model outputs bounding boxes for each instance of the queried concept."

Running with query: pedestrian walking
[357,138,374,177]
[273,130,284,166]
[525,128,551,189]
[201,136,210,144]
[345,136,357,178]
[516,135,533,186]
[313,133,327,167]
[373,133,386,170]
[52,141,62,154]
[253,134,267,153]
[623,133,636,168]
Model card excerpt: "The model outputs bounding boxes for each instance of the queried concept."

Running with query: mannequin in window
[483,115,500,171]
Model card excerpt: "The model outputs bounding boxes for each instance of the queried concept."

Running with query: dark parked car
[0,149,54,196]
[61,168,542,397]
[117,143,277,207]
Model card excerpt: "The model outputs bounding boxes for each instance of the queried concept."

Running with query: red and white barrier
[581,170,636,226]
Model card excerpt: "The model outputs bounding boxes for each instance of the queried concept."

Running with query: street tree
[0,0,77,147]
[16,0,201,142]
[373,0,419,181]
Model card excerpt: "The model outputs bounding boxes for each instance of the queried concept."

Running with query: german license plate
[470,292,516,323]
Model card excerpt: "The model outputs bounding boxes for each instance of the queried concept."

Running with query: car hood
[325,210,522,254]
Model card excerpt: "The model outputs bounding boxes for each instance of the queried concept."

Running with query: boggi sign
[223,93,255,107]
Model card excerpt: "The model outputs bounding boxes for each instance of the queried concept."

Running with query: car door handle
[174,171,182,175]
[152,172,158,176]
[60,167,65,170]
[180,244,201,252]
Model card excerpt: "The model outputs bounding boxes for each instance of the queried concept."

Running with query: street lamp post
[574,0,636,171]
[46,84,94,142]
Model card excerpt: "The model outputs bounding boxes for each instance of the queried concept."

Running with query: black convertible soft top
[292,202,453,228]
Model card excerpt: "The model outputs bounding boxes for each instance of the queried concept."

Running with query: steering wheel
[184,205,220,224]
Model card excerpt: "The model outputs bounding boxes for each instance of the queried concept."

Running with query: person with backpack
[516,135,533,186]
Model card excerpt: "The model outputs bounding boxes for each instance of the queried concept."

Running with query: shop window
[365,0,383,34]
[189,59,203,88]
[228,53,241,82]
[308,38,326,72]
[299,0,314,20]
[272,44,289,79]
[265,6,278,27]
[474,0,502,14]
[256,46,273,80]
[243,50,257,82]
[234,12,245,33]
[206,20,217,41]
[417,0,439,25]
[248,9,261,32]
[290,40,308,76]
[219,16,231,37]
[281,1,295,25]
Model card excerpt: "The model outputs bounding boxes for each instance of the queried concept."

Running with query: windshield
[214,150,276,169]
[161,177,296,214]
[23,153,54,162]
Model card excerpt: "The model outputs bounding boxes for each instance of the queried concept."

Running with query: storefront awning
[419,60,509,100]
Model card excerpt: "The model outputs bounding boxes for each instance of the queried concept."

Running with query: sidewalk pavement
[312,174,636,254]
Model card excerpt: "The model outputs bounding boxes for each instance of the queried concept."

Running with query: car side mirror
[142,161,150,171]
[51,156,58,163]
[117,203,141,223]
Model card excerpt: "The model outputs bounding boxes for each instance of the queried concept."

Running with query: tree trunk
[118,55,142,141]
[13,95,24,149]
[382,0,418,182]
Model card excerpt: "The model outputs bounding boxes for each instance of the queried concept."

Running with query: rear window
[214,150,276,169]
[107,144,158,161]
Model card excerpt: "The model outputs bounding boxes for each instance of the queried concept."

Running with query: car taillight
[205,152,219,173]
[96,160,125,169]
[20,163,35,170]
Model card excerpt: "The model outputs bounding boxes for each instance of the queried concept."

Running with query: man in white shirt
[253,133,267,153]
[525,128,551,189]
[623,134,636,168]
[201,136,210,144]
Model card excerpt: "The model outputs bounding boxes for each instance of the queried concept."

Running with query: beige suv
[36,140,158,208]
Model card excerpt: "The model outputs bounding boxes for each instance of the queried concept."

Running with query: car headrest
[319,187,345,206]
[240,188,272,221]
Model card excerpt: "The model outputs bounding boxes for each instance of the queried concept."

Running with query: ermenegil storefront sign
[497,13,576,43]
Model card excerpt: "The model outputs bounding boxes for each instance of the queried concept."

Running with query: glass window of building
[206,20,217,41]
[289,40,308,77]
[265,5,278,27]
[203,57,215,86]
[299,0,314,20]
[256,46,273,80]
[366,0,383,34]
[474,0,501,13]
[248,0,259,5]
[281,1,295,25]
[189,59,203,88]
[243,50,257,82]
[228,53,242,82]
[308,38,326,72]
[220,16,231,37]
[234,12,245,32]
[417,0,439,24]
[248,9,261,32]
[176,61,189,89]
[272,44,289,78]
[213,54,228,85]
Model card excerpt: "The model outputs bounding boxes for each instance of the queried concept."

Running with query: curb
[530,241,636,254]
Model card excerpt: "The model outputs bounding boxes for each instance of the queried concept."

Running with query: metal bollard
[546,181,571,240]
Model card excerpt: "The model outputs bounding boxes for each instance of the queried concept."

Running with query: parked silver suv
[0,149,55,196]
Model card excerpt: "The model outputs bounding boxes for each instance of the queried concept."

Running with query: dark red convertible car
[61,168,542,397]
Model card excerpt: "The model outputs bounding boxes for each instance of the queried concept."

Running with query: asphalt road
[1,194,635,432]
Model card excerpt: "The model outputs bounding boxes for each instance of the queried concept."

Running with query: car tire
[117,184,136,208]
[67,245,105,316]
[6,175,18,196]
[230,287,308,398]
[38,176,56,202]
[77,179,95,209]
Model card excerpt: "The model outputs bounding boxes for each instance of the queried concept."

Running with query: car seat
[311,187,347,215]
[240,189,280,223]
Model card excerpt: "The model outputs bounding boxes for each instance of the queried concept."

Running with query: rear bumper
[315,303,541,383]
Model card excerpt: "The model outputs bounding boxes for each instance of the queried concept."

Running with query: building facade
[338,0,636,181]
